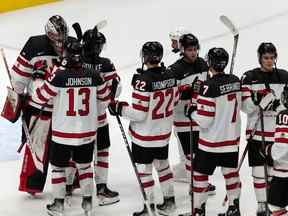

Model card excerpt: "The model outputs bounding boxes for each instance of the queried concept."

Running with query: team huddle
[1,14,288,216]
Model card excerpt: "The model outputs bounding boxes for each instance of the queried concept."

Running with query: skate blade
[98,196,120,206]
[208,190,216,196]
[157,208,177,216]
[47,210,64,216]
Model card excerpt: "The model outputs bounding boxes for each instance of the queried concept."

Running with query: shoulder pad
[100,57,116,73]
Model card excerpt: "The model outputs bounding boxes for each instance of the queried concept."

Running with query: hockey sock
[222,167,241,206]
[252,166,270,203]
[77,163,93,197]
[66,160,77,186]
[51,165,66,199]
[94,148,109,184]
[154,159,174,197]
[193,171,209,208]
[136,163,154,203]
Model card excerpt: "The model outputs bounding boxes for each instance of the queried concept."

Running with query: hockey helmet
[257,42,277,64]
[141,41,163,65]
[179,33,200,52]
[207,47,229,72]
[169,28,190,53]
[82,28,106,58]
[62,38,82,66]
[45,15,68,55]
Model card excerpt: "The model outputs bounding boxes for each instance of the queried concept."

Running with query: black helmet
[82,28,106,58]
[45,15,68,55]
[281,84,288,109]
[207,47,229,72]
[62,38,82,66]
[141,41,163,64]
[179,33,200,51]
[257,42,277,64]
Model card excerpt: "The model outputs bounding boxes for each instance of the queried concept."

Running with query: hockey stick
[220,15,239,75]
[72,22,83,41]
[0,48,13,87]
[259,107,270,216]
[115,115,153,216]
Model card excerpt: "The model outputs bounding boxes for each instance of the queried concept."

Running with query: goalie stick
[1,48,43,172]
[220,15,239,75]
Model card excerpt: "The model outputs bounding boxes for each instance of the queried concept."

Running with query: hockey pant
[252,166,272,202]
[193,168,241,208]
[19,114,51,194]
[137,160,174,203]
[52,163,93,199]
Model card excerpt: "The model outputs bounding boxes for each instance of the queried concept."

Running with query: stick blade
[220,15,239,36]
[96,19,108,30]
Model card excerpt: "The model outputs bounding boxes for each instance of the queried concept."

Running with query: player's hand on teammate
[184,103,197,118]
[108,100,128,116]
[32,60,48,80]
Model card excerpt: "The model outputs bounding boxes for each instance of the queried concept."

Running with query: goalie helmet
[45,15,68,56]
[207,47,229,72]
[82,28,106,58]
[257,42,277,64]
[281,84,288,109]
[141,41,163,65]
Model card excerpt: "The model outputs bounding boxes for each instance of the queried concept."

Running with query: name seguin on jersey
[219,82,240,94]
[152,78,176,91]
[65,77,92,86]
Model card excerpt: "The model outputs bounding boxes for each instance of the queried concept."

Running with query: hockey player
[266,85,288,216]
[1,15,68,195]
[186,47,242,216]
[168,32,216,195]
[108,41,179,216]
[241,42,288,216]
[33,39,108,216]
[81,27,121,205]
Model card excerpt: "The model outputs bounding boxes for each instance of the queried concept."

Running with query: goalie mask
[45,15,68,56]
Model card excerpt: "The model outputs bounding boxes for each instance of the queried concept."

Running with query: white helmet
[169,27,190,53]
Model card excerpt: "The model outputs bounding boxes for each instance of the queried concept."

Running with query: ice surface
[1,0,288,215]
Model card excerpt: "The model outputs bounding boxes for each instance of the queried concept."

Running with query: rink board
[0,0,61,13]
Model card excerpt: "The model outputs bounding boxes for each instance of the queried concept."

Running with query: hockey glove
[184,103,197,118]
[108,101,128,116]
[32,60,48,80]
[109,76,121,99]
[259,92,279,111]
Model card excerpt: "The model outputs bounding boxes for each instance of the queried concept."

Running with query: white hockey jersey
[192,72,241,153]
[10,35,64,111]
[169,57,208,132]
[241,68,288,142]
[82,57,121,127]
[271,109,288,177]
[121,67,179,148]
[33,64,108,146]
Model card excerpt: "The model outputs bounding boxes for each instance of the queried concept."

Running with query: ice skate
[82,196,92,216]
[133,203,155,216]
[97,183,120,206]
[46,198,64,216]
[156,196,176,216]
[225,199,240,216]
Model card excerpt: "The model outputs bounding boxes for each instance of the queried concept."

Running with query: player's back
[194,73,241,153]
[128,66,179,148]
[47,65,105,146]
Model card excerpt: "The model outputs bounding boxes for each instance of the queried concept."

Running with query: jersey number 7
[227,93,238,123]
